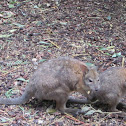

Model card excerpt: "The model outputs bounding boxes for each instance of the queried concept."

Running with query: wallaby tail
[0,90,34,105]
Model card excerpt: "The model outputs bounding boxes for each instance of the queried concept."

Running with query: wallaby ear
[80,64,89,74]
[86,64,100,74]
[86,64,97,70]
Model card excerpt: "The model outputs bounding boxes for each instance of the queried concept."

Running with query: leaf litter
[0,0,126,125]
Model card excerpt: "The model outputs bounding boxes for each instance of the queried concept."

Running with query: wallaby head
[83,66,100,92]
[75,64,100,97]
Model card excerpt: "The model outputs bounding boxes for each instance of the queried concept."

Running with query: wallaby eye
[88,79,93,82]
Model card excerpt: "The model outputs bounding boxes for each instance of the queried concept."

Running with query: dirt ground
[0,0,126,125]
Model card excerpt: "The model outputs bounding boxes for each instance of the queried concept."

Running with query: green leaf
[2,11,14,18]
[36,21,43,26]
[9,29,17,33]
[85,63,94,67]
[99,47,107,51]
[12,23,25,28]
[0,118,8,123]
[59,22,67,25]
[0,70,8,73]
[46,105,56,114]
[0,34,12,38]
[9,0,17,4]
[97,9,102,12]
[46,108,56,114]
[85,110,96,116]
[112,52,122,58]
[39,41,50,45]
[16,77,29,82]
[19,106,25,111]
[39,59,46,63]
[22,61,30,65]
[104,52,111,56]
[116,52,122,57]
[107,16,111,20]
[5,89,14,98]
[99,46,115,51]
[15,60,23,64]
[87,43,92,46]
[81,106,90,112]
[112,53,117,58]
[8,4,15,8]
[107,46,115,49]
[34,5,39,8]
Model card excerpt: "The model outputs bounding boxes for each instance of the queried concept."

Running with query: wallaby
[0,57,99,114]
[90,67,126,112]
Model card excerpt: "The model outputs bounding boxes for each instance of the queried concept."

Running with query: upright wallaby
[91,67,126,112]
[0,57,99,114]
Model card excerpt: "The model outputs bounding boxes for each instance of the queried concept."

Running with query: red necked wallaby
[0,57,100,114]
[91,67,126,112]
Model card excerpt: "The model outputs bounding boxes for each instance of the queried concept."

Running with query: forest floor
[0,0,126,125]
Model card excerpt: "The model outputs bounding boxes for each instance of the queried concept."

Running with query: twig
[44,39,60,49]
[87,17,101,19]
[122,56,125,67]
[99,111,121,114]
[72,54,89,57]
[64,113,90,125]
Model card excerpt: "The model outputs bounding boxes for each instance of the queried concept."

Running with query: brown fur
[0,57,99,114]
[92,67,126,112]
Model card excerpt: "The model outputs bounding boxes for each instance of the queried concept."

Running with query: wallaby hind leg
[55,95,67,114]
[106,93,119,112]
[56,95,81,116]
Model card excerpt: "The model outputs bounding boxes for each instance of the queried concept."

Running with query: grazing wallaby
[90,67,126,112]
[0,57,99,114]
